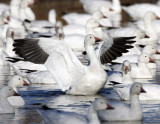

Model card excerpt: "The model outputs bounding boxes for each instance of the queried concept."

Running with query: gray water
[0,61,159,124]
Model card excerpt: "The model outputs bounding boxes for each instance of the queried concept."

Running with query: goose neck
[112,0,121,13]
[86,45,100,67]
[130,94,141,113]
[88,105,100,124]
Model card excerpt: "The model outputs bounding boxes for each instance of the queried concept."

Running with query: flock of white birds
[0,0,160,123]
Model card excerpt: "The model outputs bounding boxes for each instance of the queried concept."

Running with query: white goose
[105,60,133,88]
[136,11,159,45]
[3,27,16,58]
[38,98,114,124]
[131,53,155,79]
[114,83,160,101]
[80,0,121,14]
[111,44,159,71]
[19,0,35,21]
[123,3,160,20]
[0,86,19,114]
[98,82,146,121]
[7,75,30,106]
[13,34,135,95]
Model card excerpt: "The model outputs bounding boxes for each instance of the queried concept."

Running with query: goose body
[13,35,136,95]
[98,82,146,121]
[7,75,30,106]
[0,86,18,114]
[114,83,160,101]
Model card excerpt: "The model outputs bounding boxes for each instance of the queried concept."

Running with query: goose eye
[19,78,20,80]
[90,37,91,39]
[9,89,11,91]
[145,56,146,57]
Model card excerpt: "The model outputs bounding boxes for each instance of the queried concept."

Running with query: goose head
[92,11,103,20]
[20,0,31,9]
[130,82,146,96]
[99,5,114,17]
[122,60,131,75]
[91,98,114,111]
[84,34,102,47]
[2,10,10,23]
[142,45,160,55]
[138,53,155,64]
[86,18,101,29]
[6,27,14,39]
[0,86,19,98]
[144,11,159,22]
[8,75,30,93]
[55,21,63,30]
[56,28,64,40]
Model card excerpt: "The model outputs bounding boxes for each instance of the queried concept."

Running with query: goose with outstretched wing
[13,34,135,95]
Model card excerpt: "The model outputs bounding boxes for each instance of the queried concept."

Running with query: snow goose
[123,3,160,20]
[86,18,109,39]
[10,0,22,18]
[0,86,19,114]
[19,0,35,21]
[80,0,121,14]
[131,53,155,79]
[105,60,133,88]
[98,82,146,121]
[114,83,160,101]
[13,34,136,95]
[63,9,112,27]
[111,44,159,71]
[136,11,159,45]
[7,75,30,106]
[38,98,114,124]
[3,27,16,58]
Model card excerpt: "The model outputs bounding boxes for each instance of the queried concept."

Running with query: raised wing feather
[13,38,84,91]
[97,37,136,64]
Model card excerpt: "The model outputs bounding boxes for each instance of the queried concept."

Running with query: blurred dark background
[0,0,158,23]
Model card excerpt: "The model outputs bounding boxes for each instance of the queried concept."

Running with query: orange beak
[140,87,146,93]
[156,16,160,19]
[106,103,114,109]
[144,34,150,38]
[14,91,20,96]
[94,37,102,43]
[155,50,160,54]
[23,80,30,86]
[109,8,114,11]
[149,57,155,63]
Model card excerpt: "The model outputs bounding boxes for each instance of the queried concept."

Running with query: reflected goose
[38,98,114,124]
[13,34,135,95]
[7,75,30,106]
[0,86,19,114]
[98,82,146,121]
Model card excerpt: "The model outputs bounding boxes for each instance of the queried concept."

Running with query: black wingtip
[42,105,51,110]
[24,19,31,23]
[110,81,122,85]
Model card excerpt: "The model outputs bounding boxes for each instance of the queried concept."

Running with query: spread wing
[13,38,84,91]
[96,36,136,64]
